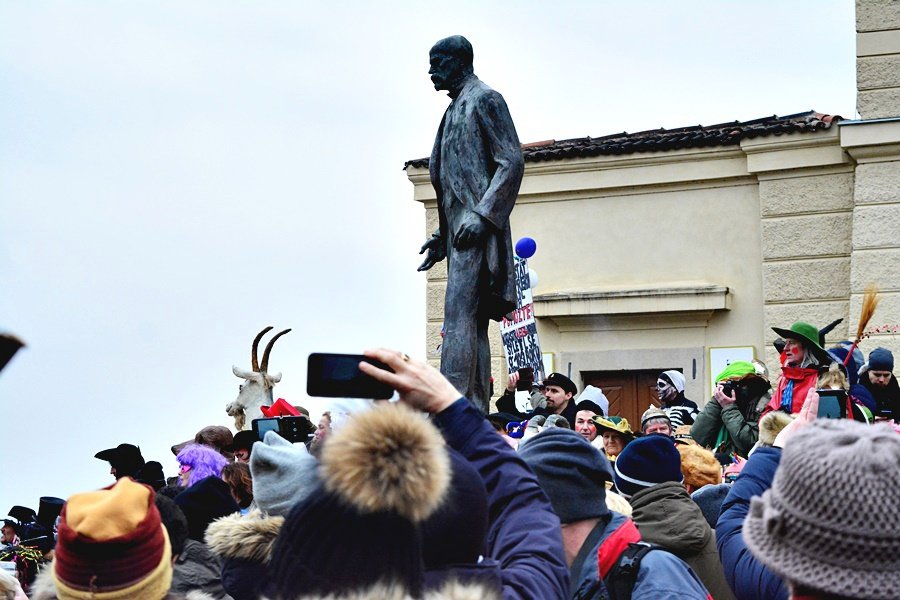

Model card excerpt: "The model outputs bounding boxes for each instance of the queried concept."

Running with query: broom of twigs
[843,284,880,365]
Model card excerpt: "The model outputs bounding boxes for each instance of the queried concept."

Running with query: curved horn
[260,328,291,373]
[251,326,274,372]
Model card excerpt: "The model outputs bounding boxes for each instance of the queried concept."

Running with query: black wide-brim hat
[7,505,36,524]
[771,321,834,365]
[95,443,145,467]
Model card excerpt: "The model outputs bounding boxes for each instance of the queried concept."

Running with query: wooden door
[584,369,681,430]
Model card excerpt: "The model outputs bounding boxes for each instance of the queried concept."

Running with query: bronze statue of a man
[418,35,524,412]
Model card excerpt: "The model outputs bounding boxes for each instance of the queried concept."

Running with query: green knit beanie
[715,361,756,383]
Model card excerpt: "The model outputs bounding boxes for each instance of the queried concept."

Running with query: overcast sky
[1,1,856,513]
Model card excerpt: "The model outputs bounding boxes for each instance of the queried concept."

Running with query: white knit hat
[661,370,685,393]
[577,385,609,416]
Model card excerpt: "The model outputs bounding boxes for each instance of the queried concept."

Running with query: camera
[721,381,738,398]
[252,416,314,444]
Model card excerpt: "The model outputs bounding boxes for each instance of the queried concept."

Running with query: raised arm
[360,348,569,600]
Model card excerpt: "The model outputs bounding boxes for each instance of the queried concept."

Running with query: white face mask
[656,379,675,400]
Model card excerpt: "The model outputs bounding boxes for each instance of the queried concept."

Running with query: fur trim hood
[29,569,59,600]
[0,569,25,600]
[205,510,284,563]
[757,411,793,446]
[263,580,499,600]
[30,567,217,600]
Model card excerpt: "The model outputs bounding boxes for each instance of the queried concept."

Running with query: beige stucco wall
[518,176,765,404]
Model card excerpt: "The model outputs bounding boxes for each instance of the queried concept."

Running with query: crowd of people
[2,322,900,600]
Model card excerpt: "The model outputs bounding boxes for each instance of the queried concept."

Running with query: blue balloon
[515,237,537,259]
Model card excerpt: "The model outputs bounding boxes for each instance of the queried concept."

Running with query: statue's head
[429,35,474,93]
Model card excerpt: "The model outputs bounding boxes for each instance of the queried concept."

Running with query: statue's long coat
[429,75,524,321]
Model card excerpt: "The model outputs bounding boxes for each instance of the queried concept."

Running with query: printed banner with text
[500,256,545,383]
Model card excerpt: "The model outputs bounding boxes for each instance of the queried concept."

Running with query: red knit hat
[52,478,172,600]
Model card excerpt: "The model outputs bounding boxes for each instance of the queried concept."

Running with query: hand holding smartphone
[516,367,534,391]
[307,353,395,399]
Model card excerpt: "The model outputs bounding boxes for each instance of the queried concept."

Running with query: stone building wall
[846,0,900,368]
[748,128,856,374]
[857,0,900,119]
[844,125,900,364]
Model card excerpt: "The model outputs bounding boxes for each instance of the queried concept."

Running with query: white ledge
[533,284,731,318]
[840,118,900,160]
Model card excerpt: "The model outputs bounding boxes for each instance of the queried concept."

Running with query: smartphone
[307,353,394,399]
[252,417,281,441]
[516,367,534,391]
[816,389,847,419]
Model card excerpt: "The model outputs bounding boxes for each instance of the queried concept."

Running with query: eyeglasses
[178,464,191,474]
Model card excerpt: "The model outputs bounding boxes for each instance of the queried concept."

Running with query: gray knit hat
[249,430,319,516]
[691,483,730,529]
[519,428,611,523]
[744,419,900,599]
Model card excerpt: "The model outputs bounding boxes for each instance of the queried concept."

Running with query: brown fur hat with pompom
[320,402,450,522]
[269,402,451,599]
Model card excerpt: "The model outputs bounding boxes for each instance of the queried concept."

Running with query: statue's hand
[417,235,446,271]
[454,212,488,250]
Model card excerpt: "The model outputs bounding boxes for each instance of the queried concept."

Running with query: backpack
[604,541,656,600]
[570,516,659,600]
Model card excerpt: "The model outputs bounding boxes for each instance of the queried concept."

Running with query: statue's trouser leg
[471,317,491,413]
[441,243,486,410]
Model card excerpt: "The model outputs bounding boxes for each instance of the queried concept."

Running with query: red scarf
[763,355,819,415]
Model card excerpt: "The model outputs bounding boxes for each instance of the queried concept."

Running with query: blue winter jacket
[570,512,712,600]
[715,446,788,600]
[433,398,570,600]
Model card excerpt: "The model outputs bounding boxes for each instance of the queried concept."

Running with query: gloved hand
[544,415,570,429]
[525,415,546,434]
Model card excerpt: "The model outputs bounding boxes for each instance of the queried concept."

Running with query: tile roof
[403,111,841,169]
